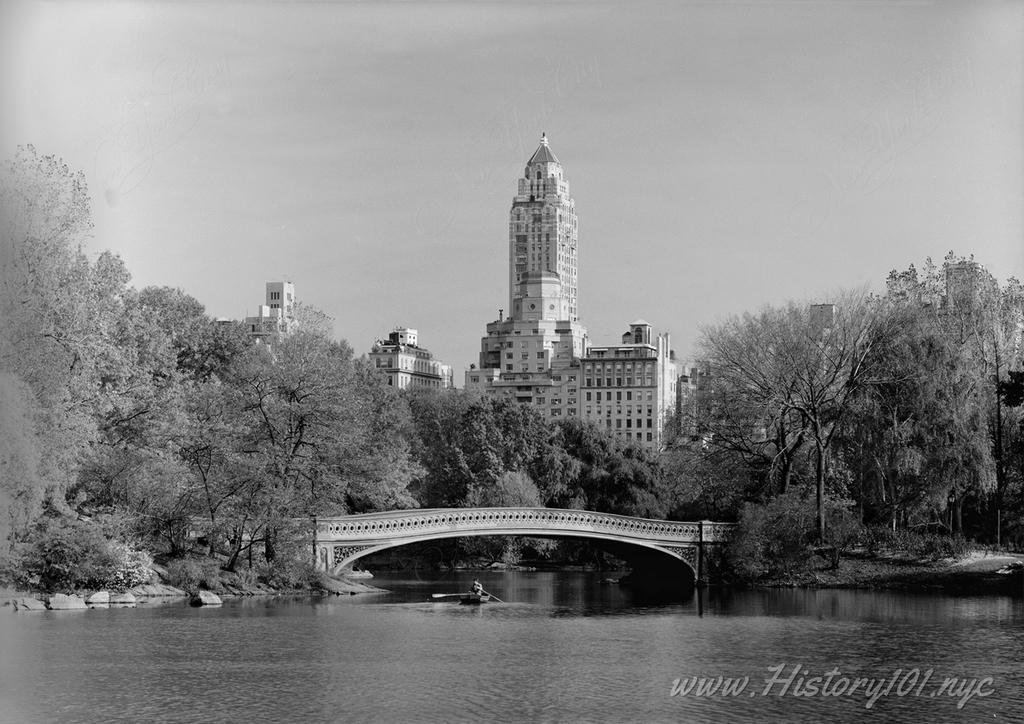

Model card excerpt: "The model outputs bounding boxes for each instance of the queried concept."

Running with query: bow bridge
[314,507,736,582]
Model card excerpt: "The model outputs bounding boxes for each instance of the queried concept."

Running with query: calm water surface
[1,571,1021,723]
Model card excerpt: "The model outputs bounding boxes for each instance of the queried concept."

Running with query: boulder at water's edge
[47,594,87,610]
[190,590,223,606]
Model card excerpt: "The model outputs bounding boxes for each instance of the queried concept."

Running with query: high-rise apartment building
[466,135,677,451]
[579,321,677,449]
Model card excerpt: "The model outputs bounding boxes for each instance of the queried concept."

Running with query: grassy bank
[748,550,1024,594]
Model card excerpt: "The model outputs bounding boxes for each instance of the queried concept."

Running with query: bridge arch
[314,507,735,583]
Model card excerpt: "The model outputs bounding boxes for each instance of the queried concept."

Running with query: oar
[431,593,464,598]
[481,589,504,603]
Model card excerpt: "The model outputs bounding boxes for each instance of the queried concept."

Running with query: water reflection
[1,573,1021,724]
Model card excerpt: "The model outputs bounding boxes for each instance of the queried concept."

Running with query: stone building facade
[579,321,677,449]
[370,327,453,390]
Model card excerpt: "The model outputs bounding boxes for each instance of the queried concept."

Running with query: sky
[3,1,1022,378]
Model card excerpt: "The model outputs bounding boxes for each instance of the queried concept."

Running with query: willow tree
[883,254,1019,537]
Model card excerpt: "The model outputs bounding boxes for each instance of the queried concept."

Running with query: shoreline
[5,552,1022,609]
[1,571,387,611]
[738,550,1024,595]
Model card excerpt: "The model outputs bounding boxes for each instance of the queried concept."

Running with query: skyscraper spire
[511,133,577,321]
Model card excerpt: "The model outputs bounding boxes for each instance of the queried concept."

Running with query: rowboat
[459,593,491,605]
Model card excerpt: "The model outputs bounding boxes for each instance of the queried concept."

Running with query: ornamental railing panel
[316,507,735,545]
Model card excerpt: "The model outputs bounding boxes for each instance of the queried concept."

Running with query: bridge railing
[316,507,736,544]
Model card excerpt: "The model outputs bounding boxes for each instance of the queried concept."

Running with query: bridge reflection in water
[314,507,735,584]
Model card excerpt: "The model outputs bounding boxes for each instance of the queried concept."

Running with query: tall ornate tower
[465,133,676,452]
[508,133,579,322]
[466,134,587,407]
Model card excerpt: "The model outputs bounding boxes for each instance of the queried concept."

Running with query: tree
[544,418,669,517]
[841,297,995,532]
[337,361,421,512]
[0,146,120,499]
[0,373,45,560]
[407,390,552,508]
[699,292,888,540]
[881,254,1018,537]
[696,307,813,497]
[231,326,409,561]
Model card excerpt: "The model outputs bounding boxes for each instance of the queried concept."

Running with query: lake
[1,571,1021,723]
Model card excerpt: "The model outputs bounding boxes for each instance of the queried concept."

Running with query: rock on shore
[47,593,87,610]
[190,590,223,606]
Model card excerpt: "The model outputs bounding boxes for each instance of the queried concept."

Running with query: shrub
[241,535,321,590]
[727,490,816,581]
[106,542,153,590]
[258,558,320,590]
[863,525,970,560]
[822,500,866,568]
[165,557,223,594]
[7,515,153,592]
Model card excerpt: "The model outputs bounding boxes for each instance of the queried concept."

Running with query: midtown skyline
[3,1,1022,373]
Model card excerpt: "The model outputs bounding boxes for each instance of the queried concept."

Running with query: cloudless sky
[3,1,1022,377]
